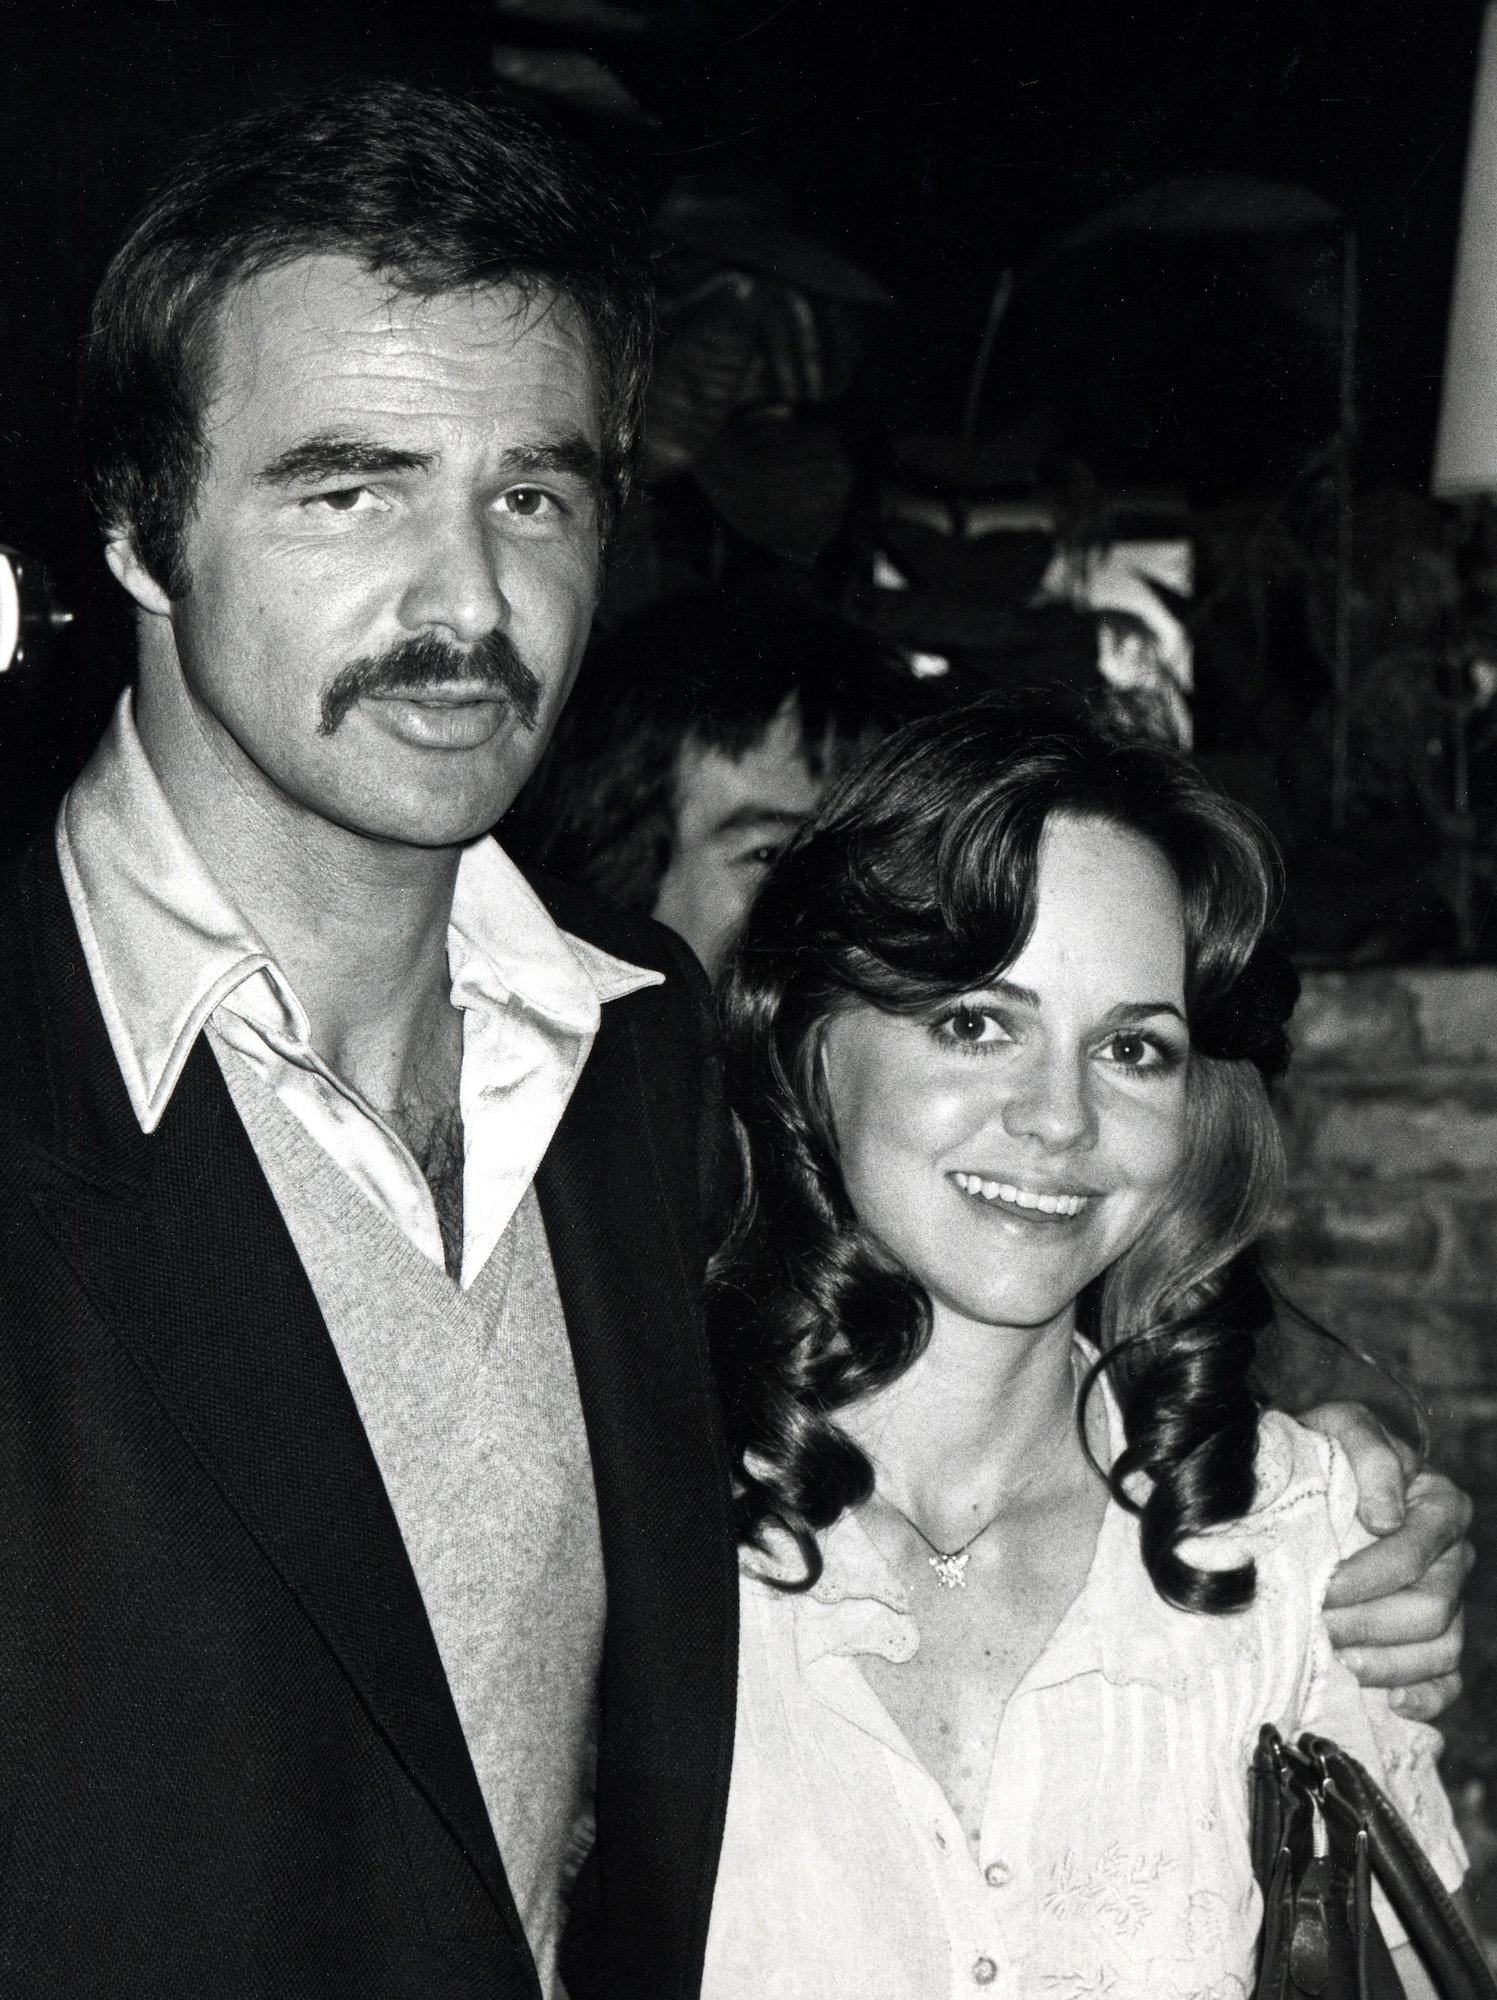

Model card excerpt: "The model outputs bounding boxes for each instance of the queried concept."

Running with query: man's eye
[500,487,556,519]
[308,486,376,514]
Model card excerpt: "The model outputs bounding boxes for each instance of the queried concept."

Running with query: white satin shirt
[58,690,661,1289]
[703,1375,1467,2000]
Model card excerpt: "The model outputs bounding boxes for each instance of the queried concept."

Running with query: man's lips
[949,1170,1096,1220]
[365,683,507,705]
[359,688,516,750]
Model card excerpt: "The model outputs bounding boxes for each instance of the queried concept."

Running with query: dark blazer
[0,833,738,2000]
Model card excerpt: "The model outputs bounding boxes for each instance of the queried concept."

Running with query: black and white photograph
[0,3,1493,1994]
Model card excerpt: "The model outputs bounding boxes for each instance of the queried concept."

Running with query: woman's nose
[397,504,507,646]
[1000,1046,1097,1151]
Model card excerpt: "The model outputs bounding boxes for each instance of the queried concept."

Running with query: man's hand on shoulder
[1300,1400,1474,1722]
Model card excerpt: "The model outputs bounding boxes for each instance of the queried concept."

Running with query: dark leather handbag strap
[1305,1736,1497,2000]
[1252,1725,1496,2000]
[1253,1727,1402,2000]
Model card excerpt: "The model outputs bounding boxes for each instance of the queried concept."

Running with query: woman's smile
[948,1171,1092,1220]
[706,691,1459,2000]
[821,813,1190,1339]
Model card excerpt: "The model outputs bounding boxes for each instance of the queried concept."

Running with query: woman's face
[821,812,1191,1341]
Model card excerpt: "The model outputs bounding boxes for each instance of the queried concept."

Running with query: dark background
[5,0,1497,1940]
[0,0,1485,826]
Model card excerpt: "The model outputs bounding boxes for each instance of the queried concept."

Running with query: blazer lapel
[537,987,738,1994]
[12,841,522,1943]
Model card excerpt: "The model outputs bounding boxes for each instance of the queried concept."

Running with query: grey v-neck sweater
[212,1034,605,1998]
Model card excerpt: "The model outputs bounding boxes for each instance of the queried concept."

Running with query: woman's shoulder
[1082,1413,1349,1710]
[1185,1409,1360,1580]
[1250,1408,1336,1506]
[1087,1342,1341,1541]
[1244,1410,1357,1539]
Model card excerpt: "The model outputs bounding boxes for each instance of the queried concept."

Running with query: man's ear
[104,532,173,618]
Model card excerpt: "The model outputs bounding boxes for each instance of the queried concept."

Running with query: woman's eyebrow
[1099,999,1188,1027]
[976,977,1040,1008]
[972,982,1186,1027]
[257,434,434,485]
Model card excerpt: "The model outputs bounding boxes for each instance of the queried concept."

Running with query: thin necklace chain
[878,1491,1013,1589]
[875,1348,1089,1590]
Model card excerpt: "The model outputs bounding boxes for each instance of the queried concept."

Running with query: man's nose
[1000,1045,1097,1152]
[396,503,507,646]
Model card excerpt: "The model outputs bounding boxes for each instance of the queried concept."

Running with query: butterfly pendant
[929,1550,971,1590]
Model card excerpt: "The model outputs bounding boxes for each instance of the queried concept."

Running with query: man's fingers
[1322,1471,1474,1612]
[1324,1538,1472,1643]
[1329,1609,1465,1692]
[1298,1400,1420,1533]
[1387,1674,1464,1723]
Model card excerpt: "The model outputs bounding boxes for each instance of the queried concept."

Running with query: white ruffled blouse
[702,1373,1467,2000]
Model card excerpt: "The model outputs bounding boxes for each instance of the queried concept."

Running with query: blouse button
[983,1861,1011,1889]
[971,1956,998,1986]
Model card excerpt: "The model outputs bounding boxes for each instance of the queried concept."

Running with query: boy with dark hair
[510,587,941,976]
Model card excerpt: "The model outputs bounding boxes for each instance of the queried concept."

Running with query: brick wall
[1266,967,1497,1946]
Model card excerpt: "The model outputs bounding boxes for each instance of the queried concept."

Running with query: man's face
[136,254,604,848]
[651,696,827,980]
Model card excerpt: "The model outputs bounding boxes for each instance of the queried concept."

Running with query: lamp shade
[1435,4,1497,495]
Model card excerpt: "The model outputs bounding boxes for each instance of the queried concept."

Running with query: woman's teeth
[952,1173,1088,1217]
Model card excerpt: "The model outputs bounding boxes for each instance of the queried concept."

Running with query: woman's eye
[940,1007,1003,1047]
[1102,1031,1169,1069]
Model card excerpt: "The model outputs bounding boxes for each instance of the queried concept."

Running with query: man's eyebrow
[497,435,604,488]
[255,432,605,493]
[256,435,434,486]
[712,806,808,837]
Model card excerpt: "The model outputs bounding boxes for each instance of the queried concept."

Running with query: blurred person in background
[507,585,946,979]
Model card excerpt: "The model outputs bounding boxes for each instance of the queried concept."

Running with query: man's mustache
[318,630,543,737]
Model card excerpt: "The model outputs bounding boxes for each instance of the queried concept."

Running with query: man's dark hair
[506,585,937,911]
[78,78,654,596]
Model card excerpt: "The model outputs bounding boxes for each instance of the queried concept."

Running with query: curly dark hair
[709,692,1298,1614]
[79,78,653,595]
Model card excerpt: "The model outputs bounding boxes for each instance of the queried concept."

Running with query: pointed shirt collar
[57,691,662,1283]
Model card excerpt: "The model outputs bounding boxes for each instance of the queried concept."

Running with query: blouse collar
[753,1340,1297,1700]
